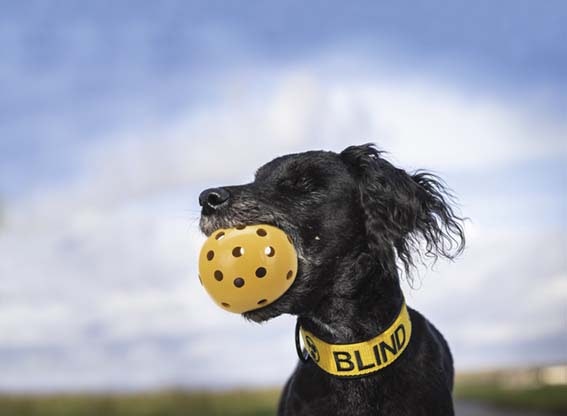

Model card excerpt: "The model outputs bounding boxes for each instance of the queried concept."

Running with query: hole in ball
[265,246,275,257]
[256,228,267,237]
[255,267,267,278]
[235,225,246,230]
[221,302,231,308]
[257,299,267,305]
[287,235,293,244]
[233,277,245,288]
[286,270,293,280]
[215,231,225,240]
[214,270,224,281]
[206,250,215,261]
[232,246,244,257]
[198,275,203,285]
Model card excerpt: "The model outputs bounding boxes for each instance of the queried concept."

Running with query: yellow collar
[297,302,412,377]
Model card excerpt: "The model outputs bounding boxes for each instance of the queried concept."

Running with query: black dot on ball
[215,231,225,240]
[255,267,267,278]
[256,228,267,237]
[206,250,214,261]
[286,270,293,280]
[257,299,267,305]
[232,246,244,257]
[233,277,245,288]
[214,270,223,281]
[265,246,275,257]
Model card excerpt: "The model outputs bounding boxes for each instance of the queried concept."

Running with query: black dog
[199,144,465,416]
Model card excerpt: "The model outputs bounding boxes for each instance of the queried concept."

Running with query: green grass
[0,389,280,416]
[454,383,567,414]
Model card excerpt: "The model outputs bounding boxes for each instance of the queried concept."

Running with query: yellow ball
[198,224,298,313]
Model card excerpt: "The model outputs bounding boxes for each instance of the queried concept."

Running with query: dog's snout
[199,187,231,213]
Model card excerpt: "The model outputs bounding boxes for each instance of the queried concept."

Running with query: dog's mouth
[200,217,277,240]
[199,214,242,237]
[199,212,297,245]
[199,212,303,321]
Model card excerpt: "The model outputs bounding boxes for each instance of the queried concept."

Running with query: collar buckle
[295,318,310,363]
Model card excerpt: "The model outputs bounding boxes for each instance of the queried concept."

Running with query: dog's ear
[340,144,465,277]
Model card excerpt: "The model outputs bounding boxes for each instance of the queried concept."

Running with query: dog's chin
[242,305,282,323]
[241,283,302,323]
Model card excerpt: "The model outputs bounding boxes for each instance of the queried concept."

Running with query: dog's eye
[279,176,315,192]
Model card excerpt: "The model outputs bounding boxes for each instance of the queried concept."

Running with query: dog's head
[199,144,465,322]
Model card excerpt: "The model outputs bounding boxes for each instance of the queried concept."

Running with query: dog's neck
[299,256,404,344]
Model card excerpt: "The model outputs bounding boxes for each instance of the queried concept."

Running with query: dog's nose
[199,187,231,213]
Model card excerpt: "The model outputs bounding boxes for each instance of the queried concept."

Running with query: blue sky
[2,0,566,196]
[0,1,565,391]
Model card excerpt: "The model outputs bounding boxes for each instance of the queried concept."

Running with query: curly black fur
[199,144,465,416]
[340,144,465,281]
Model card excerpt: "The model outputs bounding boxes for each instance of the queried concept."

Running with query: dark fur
[199,144,465,416]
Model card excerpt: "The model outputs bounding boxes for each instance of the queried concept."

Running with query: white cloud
[402,226,566,369]
[10,61,564,215]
